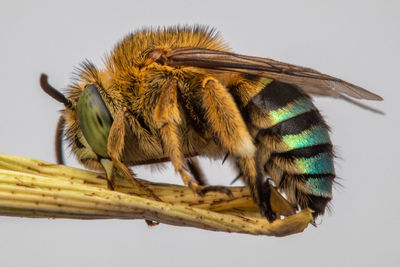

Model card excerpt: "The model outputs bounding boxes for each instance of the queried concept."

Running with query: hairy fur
[60,26,336,220]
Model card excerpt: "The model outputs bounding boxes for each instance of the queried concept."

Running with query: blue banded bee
[40,26,382,222]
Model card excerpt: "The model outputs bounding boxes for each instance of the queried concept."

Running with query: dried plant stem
[0,153,312,236]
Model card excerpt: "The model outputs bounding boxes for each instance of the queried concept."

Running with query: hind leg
[235,156,276,221]
[198,77,276,221]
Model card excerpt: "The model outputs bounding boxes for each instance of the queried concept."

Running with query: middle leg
[153,77,231,196]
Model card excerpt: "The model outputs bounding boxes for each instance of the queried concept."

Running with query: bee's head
[40,73,113,170]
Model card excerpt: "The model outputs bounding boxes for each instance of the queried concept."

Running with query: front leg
[104,109,160,201]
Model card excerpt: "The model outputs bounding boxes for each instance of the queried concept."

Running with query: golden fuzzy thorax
[66,26,266,167]
[59,26,336,221]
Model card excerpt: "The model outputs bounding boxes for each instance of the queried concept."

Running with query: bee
[40,25,382,222]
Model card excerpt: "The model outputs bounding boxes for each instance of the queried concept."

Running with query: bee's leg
[153,79,195,191]
[153,79,230,196]
[185,158,233,195]
[200,77,256,157]
[199,77,276,221]
[106,110,162,226]
[186,157,207,186]
[159,123,198,190]
[100,157,154,199]
[236,157,276,222]
[99,158,115,190]
[186,158,233,195]
[107,110,160,201]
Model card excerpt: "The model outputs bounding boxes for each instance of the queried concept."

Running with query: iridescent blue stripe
[269,98,314,126]
[306,177,332,197]
[294,153,334,174]
[282,126,330,150]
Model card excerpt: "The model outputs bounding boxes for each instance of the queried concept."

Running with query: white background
[0,0,398,266]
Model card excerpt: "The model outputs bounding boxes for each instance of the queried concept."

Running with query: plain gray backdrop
[0,0,398,266]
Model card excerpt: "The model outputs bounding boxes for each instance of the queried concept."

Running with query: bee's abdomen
[248,81,335,215]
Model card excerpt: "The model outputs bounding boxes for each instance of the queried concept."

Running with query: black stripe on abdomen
[251,81,335,215]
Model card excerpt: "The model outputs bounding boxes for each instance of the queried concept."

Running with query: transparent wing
[164,48,383,103]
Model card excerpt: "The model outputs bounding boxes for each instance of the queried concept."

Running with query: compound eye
[77,84,113,158]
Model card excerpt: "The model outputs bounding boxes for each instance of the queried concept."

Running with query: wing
[162,48,383,112]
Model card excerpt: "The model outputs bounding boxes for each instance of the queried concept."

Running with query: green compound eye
[77,84,113,158]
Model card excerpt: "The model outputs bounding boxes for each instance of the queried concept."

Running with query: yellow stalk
[0,153,313,236]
